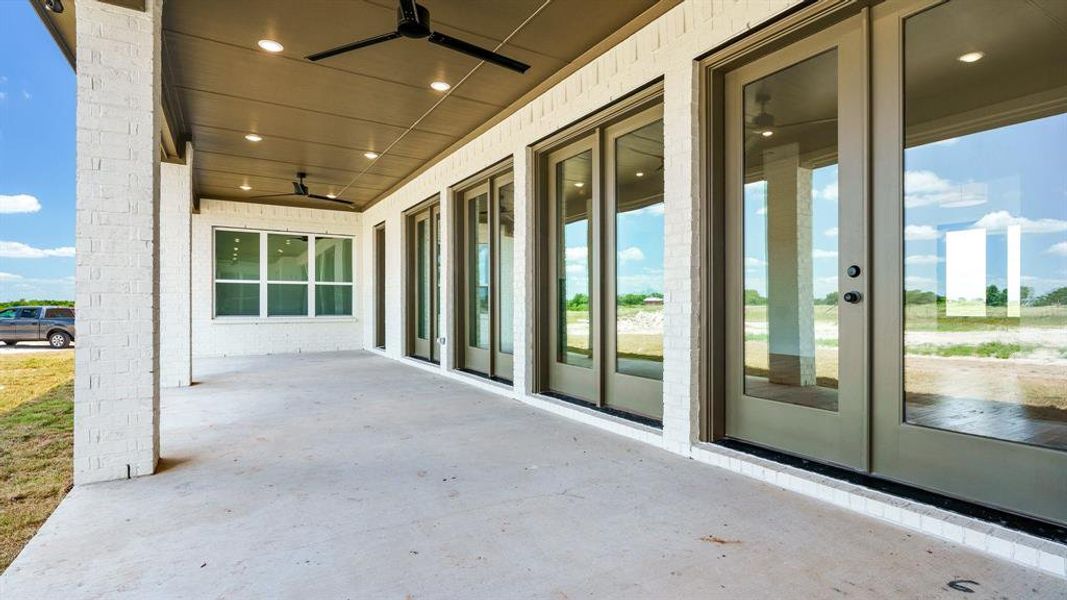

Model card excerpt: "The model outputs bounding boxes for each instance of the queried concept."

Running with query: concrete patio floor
[2,351,1061,599]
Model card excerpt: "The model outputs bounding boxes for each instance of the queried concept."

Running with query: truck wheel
[2,340,16,346]
[48,332,71,349]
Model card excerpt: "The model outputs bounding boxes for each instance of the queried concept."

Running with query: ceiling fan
[249,172,353,207]
[746,92,836,137]
[306,0,530,74]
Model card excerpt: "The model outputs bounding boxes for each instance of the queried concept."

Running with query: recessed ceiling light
[239,184,252,191]
[326,193,337,199]
[258,39,284,53]
[760,130,774,137]
[244,133,263,142]
[430,81,451,92]
[636,172,645,177]
[958,51,984,63]
[364,151,379,159]
[574,182,584,188]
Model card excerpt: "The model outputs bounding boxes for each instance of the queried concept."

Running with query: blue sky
[0,2,76,302]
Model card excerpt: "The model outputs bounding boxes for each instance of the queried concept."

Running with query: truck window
[17,308,40,319]
[45,308,75,319]
[0,309,15,319]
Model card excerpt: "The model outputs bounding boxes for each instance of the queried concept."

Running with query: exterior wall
[192,199,361,358]
[73,0,162,484]
[360,0,802,454]
[160,147,193,388]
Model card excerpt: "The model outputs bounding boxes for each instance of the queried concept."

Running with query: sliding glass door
[544,104,665,421]
[457,171,514,381]
[374,223,385,349]
[408,202,440,362]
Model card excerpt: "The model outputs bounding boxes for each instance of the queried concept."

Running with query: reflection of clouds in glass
[904,224,939,240]
[617,268,664,294]
[1047,241,1067,256]
[565,246,587,262]
[756,206,767,215]
[824,227,839,238]
[905,254,940,264]
[812,248,837,259]
[618,246,644,263]
[904,170,987,208]
[745,256,767,267]
[814,181,838,202]
[905,275,936,287]
[972,210,1067,234]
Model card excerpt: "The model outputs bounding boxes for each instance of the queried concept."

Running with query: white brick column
[512,146,534,397]
[160,143,193,388]
[385,213,405,358]
[439,186,456,372]
[660,61,702,455]
[74,0,163,484]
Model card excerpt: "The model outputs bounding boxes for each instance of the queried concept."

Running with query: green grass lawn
[0,352,74,573]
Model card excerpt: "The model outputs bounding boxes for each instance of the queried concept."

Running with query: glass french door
[870,0,1067,524]
[723,15,868,469]
[409,204,440,362]
[459,172,514,381]
[374,222,386,349]
[545,105,665,421]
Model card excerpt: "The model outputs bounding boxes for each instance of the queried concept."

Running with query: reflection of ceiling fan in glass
[745,92,837,139]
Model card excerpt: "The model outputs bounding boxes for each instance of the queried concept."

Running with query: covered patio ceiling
[37,0,678,211]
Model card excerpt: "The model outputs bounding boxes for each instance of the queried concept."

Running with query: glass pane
[558,151,593,368]
[468,194,490,349]
[268,284,308,316]
[902,0,1067,450]
[316,285,352,316]
[615,120,665,380]
[268,234,308,281]
[315,237,352,283]
[216,282,259,316]
[215,230,259,280]
[434,210,441,350]
[498,183,515,355]
[416,218,430,339]
[742,50,839,411]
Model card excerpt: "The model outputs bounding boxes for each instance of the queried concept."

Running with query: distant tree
[744,289,767,306]
[904,289,937,305]
[1021,286,1035,305]
[618,293,649,306]
[0,299,75,310]
[1034,287,1067,307]
[816,291,838,306]
[986,284,1007,307]
[566,293,589,311]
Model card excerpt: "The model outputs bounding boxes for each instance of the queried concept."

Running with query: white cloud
[812,248,837,259]
[0,194,42,214]
[745,256,767,267]
[905,254,940,265]
[905,275,936,287]
[0,91,6,101]
[824,227,839,238]
[814,181,838,202]
[972,211,1067,234]
[904,225,939,240]
[565,246,587,262]
[1046,241,1067,257]
[617,246,645,263]
[0,272,23,281]
[904,170,987,208]
[565,263,585,276]
[0,241,76,258]
[755,206,767,216]
[21,90,31,100]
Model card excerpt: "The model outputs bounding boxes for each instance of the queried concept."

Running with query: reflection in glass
[315,237,352,283]
[416,218,430,339]
[558,151,593,368]
[267,283,307,316]
[216,282,258,316]
[215,230,259,280]
[267,234,308,281]
[499,183,515,355]
[316,285,352,316]
[615,120,665,380]
[468,194,490,349]
[434,210,441,354]
[902,0,1067,450]
[742,50,840,411]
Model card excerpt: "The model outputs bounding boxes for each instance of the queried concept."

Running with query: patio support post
[513,144,534,398]
[73,0,164,484]
[160,143,194,388]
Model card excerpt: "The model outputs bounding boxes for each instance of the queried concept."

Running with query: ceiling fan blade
[306,31,402,62]
[398,0,420,24]
[427,32,530,74]
[307,193,355,206]
[248,192,299,200]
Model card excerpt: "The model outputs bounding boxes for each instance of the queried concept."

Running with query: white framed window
[213,228,354,319]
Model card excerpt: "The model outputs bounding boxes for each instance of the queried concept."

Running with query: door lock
[842,291,863,304]
[846,265,861,278]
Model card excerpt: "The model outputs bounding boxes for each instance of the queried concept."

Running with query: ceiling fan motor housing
[398,3,432,38]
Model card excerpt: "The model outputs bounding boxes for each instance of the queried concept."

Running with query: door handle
[843,291,862,304]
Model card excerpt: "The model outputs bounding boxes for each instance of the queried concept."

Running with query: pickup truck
[0,306,76,348]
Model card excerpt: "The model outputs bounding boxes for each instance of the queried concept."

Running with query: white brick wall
[74,0,162,484]
[160,145,193,387]
[359,0,802,454]
[191,199,362,358]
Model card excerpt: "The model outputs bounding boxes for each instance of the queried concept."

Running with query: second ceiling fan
[306,0,530,74]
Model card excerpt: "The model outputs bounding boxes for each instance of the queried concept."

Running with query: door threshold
[716,438,1067,545]
[540,391,662,429]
